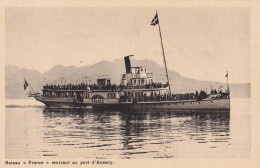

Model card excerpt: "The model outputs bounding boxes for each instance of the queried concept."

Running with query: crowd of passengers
[120,90,209,102]
[43,82,167,90]
[42,83,223,101]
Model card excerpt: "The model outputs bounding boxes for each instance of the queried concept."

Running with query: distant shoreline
[5,60,250,99]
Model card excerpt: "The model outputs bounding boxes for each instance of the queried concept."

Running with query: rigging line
[45,74,98,84]
[154,58,199,78]
[47,77,72,85]
[44,70,86,83]
[161,34,222,87]
[43,65,108,84]
[163,35,219,81]
[164,36,222,87]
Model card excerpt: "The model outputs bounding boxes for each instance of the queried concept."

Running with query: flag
[24,79,29,90]
[225,72,228,77]
[150,13,159,26]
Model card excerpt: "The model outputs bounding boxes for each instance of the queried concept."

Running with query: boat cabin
[97,76,111,86]
[41,84,86,102]
[83,76,120,105]
[121,66,153,86]
[121,56,154,87]
[119,55,169,101]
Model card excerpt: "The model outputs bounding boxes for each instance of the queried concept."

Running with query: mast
[24,78,36,94]
[226,71,229,92]
[29,84,36,94]
[156,11,171,94]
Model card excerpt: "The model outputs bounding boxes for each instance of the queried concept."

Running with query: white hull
[89,98,230,110]
[118,98,230,110]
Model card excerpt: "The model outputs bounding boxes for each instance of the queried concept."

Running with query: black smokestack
[124,55,133,73]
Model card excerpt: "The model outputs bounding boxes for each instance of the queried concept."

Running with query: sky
[5,7,250,83]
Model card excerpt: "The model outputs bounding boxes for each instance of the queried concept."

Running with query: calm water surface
[5,98,250,158]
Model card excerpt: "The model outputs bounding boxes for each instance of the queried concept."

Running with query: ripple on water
[6,100,250,159]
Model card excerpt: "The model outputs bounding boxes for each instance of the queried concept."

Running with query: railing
[40,96,84,103]
[119,97,196,103]
[41,97,73,100]
[147,73,153,78]
[132,73,153,78]
[119,92,230,103]
[42,83,169,91]
[123,84,168,90]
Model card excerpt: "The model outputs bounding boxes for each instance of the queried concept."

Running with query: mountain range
[5,59,250,99]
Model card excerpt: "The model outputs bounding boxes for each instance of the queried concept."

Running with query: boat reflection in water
[42,107,230,158]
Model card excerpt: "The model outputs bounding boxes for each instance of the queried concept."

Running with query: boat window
[83,92,87,98]
[108,93,110,98]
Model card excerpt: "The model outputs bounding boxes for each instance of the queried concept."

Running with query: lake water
[5,98,250,159]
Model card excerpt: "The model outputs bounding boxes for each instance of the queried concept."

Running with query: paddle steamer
[28,11,230,110]
[32,55,230,110]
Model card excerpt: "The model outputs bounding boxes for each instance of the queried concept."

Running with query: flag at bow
[150,13,159,26]
[24,79,29,90]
